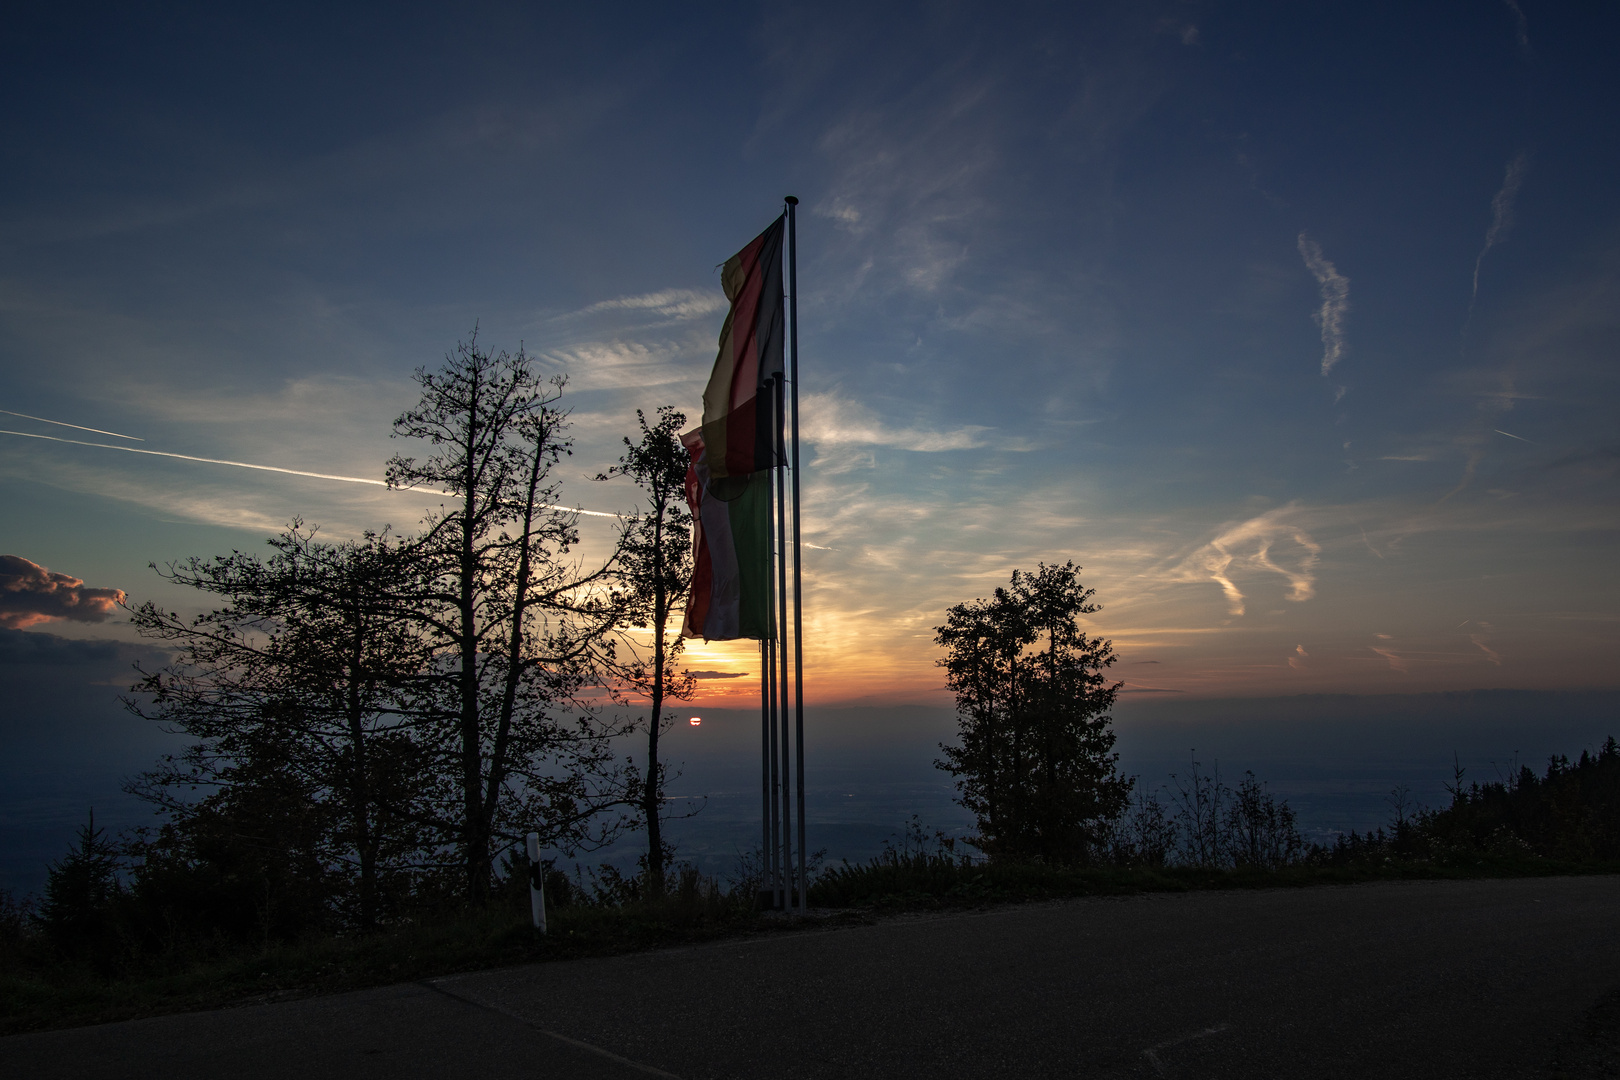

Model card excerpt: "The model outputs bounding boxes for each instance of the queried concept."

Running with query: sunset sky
[3,1,1617,710]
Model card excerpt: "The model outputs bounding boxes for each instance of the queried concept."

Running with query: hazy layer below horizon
[8,648,1612,895]
[598,689,1620,882]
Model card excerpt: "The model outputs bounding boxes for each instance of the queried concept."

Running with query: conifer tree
[935,562,1131,861]
[40,810,123,957]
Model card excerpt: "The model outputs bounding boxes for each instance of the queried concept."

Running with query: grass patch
[0,887,776,1037]
[807,850,1620,910]
[7,855,1617,1037]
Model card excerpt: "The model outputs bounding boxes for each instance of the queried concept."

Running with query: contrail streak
[0,409,143,441]
[1494,428,1536,444]
[2,428,399,484]
[1470,152,1529,311]
[0,428,622,517]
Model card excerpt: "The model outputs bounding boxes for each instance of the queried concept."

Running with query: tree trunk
[1009,653,1023,856]
[646,686,664,894]
[1043,624,1058,860]
[346,623,377,930]
[459,432,488,904]
[645,506,667,896]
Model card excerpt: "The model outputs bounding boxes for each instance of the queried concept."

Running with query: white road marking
[1142,1024,1231,1076]
[421,978,682,1078]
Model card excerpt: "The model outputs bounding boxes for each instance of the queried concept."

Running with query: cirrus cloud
[1168,506,1322,617]
[1297,233,1350,377]
[566,289,727,322]
[800,390,991,452]
[1471,151,1530,309]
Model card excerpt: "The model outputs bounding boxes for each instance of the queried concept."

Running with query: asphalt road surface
[5,876,1618,1079]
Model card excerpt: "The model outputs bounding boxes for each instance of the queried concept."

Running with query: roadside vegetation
[0,858,770,1036]
[6,739,1615,1036]
[813,736,1620,908]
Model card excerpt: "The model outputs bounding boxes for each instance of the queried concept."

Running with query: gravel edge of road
[1546,986,1620,1079]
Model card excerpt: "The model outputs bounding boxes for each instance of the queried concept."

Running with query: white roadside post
[525,832,547,934]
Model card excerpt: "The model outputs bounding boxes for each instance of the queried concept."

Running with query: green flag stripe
[728,471,773,641]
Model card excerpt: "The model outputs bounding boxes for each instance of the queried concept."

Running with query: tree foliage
[935,562,1131,862]
[1321,737,1620,865]
[1166,755,1303,869]
[126,526,435,929]
[1430,738,1620,860]
[385,334,634,903]
[124,335,645,932]
[595,405,697,894]
[39,811,124,960]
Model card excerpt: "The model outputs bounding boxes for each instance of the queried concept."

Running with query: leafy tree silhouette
[128,526,432,932]
[387,334,633,904]
[596,405,698,896]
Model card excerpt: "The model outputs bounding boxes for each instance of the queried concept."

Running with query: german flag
[700,216,785,478]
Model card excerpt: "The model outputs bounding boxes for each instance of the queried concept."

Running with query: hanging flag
[680,427,772,641]
[702,216,786,479]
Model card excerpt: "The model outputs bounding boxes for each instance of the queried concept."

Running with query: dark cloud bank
[0,627,178,896]
[0,627,121,665]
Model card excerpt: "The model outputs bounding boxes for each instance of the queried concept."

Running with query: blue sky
[2,0,1617,707]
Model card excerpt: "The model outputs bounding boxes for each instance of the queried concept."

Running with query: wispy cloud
[563,289,727,322]
[1155,18,1201,46]
[1440,373,1532,502]
[1502,0,1531,56]
[1470,633,1502,665]
[811,87,995,297]
[799,390,991,453]
[814,201,862,228]
[537,340,707,393]
[1471,152,1530,309]
[1297,233,1350,376]
[1168,505,1323,617]
[108,374,416,434]
[1370,644,1409,673]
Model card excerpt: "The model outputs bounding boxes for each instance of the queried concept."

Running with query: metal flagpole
[785,195,807,914]
[765,484,782,909]
[759,639,771,909]
[774,375,792,908]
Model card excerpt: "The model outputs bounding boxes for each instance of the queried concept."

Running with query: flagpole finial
[784,195,799,205]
